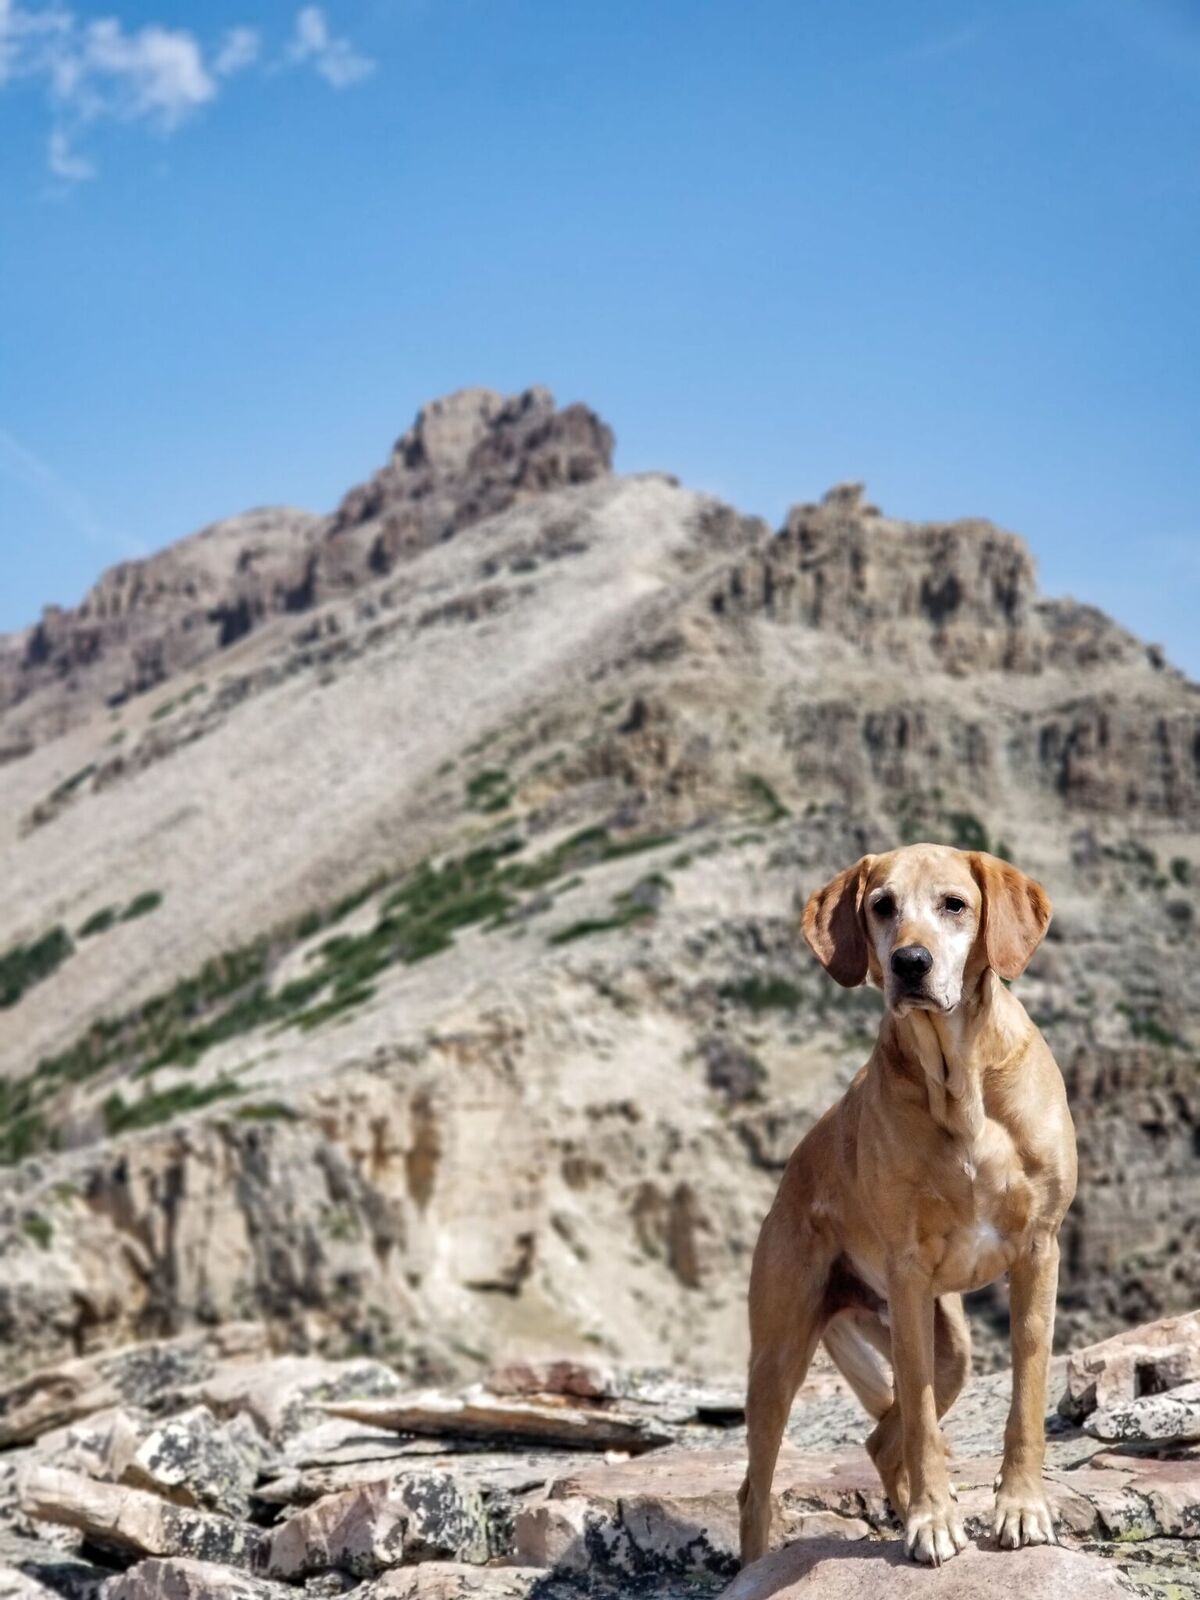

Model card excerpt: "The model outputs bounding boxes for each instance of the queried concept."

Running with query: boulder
[265,1469,490,1578]
[121,1407,262,1517]
[264,1480,407,1580]
[1060,1312,1200,1422]
[101,1558,292,1598]
[17,1466,263,1569]
[1085,1379,1200,1446]
[719,1539,1131,1599]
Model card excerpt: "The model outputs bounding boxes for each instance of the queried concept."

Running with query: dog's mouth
[890,988,953,1017]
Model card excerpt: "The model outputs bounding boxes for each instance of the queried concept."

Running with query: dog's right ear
[802,856,874,987]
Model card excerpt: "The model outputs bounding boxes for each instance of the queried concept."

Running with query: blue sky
[1,0,1198,673]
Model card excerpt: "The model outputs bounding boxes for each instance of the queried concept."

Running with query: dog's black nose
[891,945,933,982]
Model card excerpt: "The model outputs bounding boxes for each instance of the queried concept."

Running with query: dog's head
[802,844,1051,1016]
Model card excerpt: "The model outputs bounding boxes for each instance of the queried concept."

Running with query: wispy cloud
[287,5,374,89]
[0,3,374,183]
[214,25,259,78]
[0,425,143,563]
[881,20,984,69]
[47,123,93,178]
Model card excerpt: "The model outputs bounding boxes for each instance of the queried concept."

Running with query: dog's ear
[969,852,1052,980]
[802,856,874,987]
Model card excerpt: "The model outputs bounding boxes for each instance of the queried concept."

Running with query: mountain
[0,386,1195,1387]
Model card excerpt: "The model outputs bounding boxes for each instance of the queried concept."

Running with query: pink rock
[720,1538,1130,1599]
[1060,1311,1200,1421]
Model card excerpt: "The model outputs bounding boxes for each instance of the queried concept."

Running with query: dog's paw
[904,1497,968,1565]
[993,1483,1056,1549]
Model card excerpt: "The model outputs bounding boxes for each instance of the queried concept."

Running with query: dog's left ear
[802,856,874,987]
[969,852,1052,980]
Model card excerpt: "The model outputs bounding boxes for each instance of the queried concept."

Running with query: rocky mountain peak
[0,387,615,747]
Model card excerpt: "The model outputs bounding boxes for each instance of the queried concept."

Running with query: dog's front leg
[995,1232,1060,1548]
[888,1266,967,1564]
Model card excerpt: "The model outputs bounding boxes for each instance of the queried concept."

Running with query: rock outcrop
[0,1316,1198,1598]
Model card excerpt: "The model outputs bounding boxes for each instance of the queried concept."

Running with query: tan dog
[737,844,1076,1568]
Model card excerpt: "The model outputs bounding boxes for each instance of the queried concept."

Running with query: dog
[737,843,1077,1568]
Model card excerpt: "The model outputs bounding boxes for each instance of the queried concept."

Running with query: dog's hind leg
[737,1215,832,1568]
[865,1293,971,1518]
[822,1309,893,1420]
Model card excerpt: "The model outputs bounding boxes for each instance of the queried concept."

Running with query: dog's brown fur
[737,844,1077,1567]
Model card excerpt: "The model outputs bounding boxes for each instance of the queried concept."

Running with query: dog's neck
[885,970,1032,1138]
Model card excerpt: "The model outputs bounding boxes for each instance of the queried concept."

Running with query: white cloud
[74,17,216,128]
[214,24,259,77]
[2,3,375,183]
[47,124,93,178]
[288,5,373,89]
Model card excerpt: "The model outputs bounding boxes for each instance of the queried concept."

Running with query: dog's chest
[925,1120,1034,1292]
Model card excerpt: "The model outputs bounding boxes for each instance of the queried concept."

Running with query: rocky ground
[0,1314,1198,1598]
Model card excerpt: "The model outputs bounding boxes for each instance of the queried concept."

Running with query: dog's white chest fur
[935,1129,1019,1291]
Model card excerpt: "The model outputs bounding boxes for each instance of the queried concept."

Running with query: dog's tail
[822,1312,894,1420]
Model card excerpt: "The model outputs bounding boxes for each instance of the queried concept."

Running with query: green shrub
[465,769,513,813]
[233,1101,301,1122]
[78,906,118,939]
[0,927,74,1009]
[720,974,804,1011]
[21,1214,52,1250]
[740,773,790,822]
[121,891,163,922]
[946,811,989,853]
[103,1079,240,1136]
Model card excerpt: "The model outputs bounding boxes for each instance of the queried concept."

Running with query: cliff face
[0,390,1195,1385]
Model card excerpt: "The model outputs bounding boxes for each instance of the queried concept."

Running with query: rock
[0,388,613,745]
[17,1467,264,1569]
[1086,1378,1200,1445]
[510,1496,592,1573]
[483,1360,612,1401]
[0,1568,63,1600]
[360,1567,544,1600]
[101,1559,292,1598]
[181,1356,405,1443]
[0,1328,269,1449]
[36,1408,146,1483]
[265,1468,491,1578]
[719,1539,1131,1599]
[321,1390,670,1453]
[262,1480,407,1580]
[1060,1312,1200,1422]
[122,1407,262,1517]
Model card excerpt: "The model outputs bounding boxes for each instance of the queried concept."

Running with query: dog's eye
[943,896,967,914]
[872,895,896,918]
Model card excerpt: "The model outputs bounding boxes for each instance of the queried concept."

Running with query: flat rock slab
[101,1559,293,1599]
[532,1442,1200,1574]
[18,1467,263,1570]
[322,1391,670,1453]
[720,1538,1133,1599]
